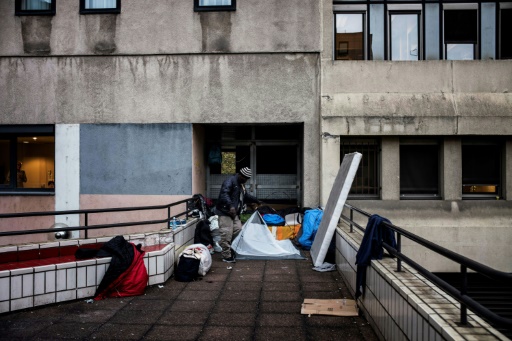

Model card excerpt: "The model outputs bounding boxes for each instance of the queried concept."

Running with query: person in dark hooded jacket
[215,167,260,263]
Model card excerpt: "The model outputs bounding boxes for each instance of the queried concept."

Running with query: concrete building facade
[0,0,511,272]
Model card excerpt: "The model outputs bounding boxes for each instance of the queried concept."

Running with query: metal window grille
[340,139,379,197]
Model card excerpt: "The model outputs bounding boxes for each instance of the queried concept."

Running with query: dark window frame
[0,125,55,195]
[389,10,422,61]
[341,138,380,199]
[15,0,56,16]
[499,8,512,59]
[80,0,121,15]
[399,139,441,200]
[461,139,503,200]
[194,0,236,12]
[443,8,479,60]
[334,11,367,61]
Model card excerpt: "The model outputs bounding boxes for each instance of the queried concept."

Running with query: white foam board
[310,152,362,267]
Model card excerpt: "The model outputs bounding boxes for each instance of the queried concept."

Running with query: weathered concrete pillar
[442,137,461,200]
[320,133,340,206]
[55,124,80,238]
[381,137,400,200]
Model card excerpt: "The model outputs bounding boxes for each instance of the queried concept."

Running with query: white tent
[232,211,306,260]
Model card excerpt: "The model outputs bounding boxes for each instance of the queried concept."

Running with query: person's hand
[229,207,236,219]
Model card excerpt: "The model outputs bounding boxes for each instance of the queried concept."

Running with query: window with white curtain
[194,0,236,12]
[85,0,117,9]
[15,0,55,15]
[200,0,232,5]
[80,0,120,14]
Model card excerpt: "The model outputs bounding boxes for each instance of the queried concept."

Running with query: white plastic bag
[208,215,219,231]
[178,243,212,276]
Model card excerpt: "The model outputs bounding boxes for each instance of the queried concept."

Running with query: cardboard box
[301,298,358,317]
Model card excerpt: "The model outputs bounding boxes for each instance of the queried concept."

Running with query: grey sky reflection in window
[391,14,419,61]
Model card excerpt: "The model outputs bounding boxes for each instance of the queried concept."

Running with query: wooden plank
[301,298,359,317]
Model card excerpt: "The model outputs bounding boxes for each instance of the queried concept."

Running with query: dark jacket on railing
[355,214,397,298]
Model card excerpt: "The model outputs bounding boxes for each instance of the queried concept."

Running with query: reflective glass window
[390,13,419,60]
[444,9,477,60]
[195,0,236,11]
[335,13,365,60]
[80,0,120,14]
[15,0,55,15]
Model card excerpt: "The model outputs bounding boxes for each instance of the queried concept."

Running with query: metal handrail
[0,198,193,239]
[341,203,512,330]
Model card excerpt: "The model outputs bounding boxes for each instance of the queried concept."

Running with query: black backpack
[174,255,200,282]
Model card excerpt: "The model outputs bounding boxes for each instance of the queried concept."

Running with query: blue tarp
[298,209,323,250]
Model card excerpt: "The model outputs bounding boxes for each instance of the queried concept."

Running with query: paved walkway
[0,252,378,341]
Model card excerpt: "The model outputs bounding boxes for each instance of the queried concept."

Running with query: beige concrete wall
[344,200,512,272]
[442,138,462,201]
[0,196,55,246]
[0,54,319,125]
[0,53,321,207]
[321,61,512,136]
[192,125,206,196]
[320,133,340,204]
[0,0,321,56]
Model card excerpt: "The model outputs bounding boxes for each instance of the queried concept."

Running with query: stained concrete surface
[0,252,378,340]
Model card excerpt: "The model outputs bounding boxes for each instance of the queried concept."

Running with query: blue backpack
[208,145,222,165]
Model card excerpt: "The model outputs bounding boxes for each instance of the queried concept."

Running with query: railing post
[84,213,88,239]
[460,265,468,325]
[396,233,402,272]
[349,209,354,233]
[168,206,171,229]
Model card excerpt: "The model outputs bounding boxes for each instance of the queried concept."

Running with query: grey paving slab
[0,251,378,341]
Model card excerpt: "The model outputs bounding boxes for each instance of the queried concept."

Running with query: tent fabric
[231,211,305,260]
[94,236,148,300]
[297,209,323,250]
[263,214,285,226]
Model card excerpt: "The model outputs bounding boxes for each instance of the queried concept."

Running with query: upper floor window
[335,13,365,60]
[390,12,420,60]
[500,8,512,59]
[400,139,440,199]
[80,0,121,14]
[15,0,55,16]
[194,0,236,12]
[341,138,380,198]
[444,8,478,60]
[0,125,55,194]
[462,139,502,199]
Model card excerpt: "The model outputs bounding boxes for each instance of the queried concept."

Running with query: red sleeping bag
[93,237,149,300]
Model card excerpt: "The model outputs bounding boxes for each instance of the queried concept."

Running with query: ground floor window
[0,125,55,193]
[400,139,440,199]
[462,139,502,199]
[341,138,380,198]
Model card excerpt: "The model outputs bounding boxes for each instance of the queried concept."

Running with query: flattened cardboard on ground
[310,152,362,267]
[301,298,359,317]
